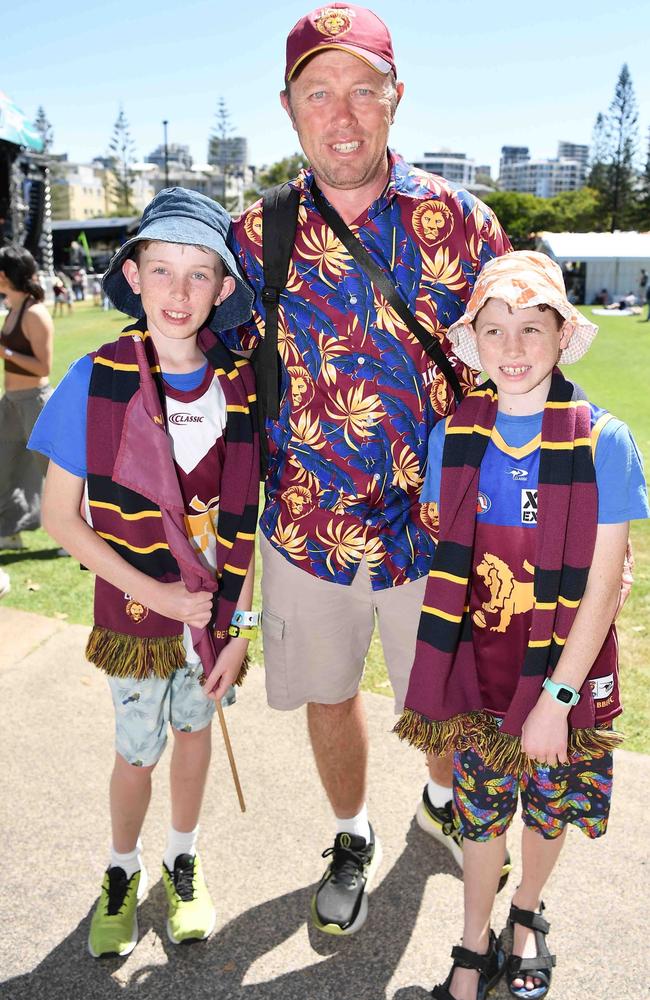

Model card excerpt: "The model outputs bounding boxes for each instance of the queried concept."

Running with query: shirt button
[373,473,381,481]
[350,295,358,304]
[358,356,365,365]
[365,517,373,526]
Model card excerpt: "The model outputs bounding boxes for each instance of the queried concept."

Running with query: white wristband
[4,348,13,358]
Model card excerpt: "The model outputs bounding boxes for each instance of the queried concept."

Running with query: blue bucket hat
[102,187,254,333]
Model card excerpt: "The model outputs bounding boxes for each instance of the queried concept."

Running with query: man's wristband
[228,609,260,640]
[542,677,580,707]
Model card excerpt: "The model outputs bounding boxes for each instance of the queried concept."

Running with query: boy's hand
[202,638,248,703]
[520,692,570,767]
[150,581,214,628]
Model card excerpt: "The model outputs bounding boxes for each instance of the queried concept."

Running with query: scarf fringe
[234,653,250,687]
[393,708,487,756]
[394,708,624,777]
[86,626,186,680]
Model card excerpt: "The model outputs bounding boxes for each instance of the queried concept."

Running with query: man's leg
[260,536,378,934]
[307,694,368,820]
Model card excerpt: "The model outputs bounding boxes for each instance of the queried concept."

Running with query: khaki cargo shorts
[260,533,426,712]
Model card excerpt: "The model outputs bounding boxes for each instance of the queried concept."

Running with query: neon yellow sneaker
[162,853,216,944]
[87,865,148,958]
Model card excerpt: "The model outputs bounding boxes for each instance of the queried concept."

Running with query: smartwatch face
[557,687,573,704]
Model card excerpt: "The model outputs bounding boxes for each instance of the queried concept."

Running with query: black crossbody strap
[311,183,463,403]
[253,182,300,476]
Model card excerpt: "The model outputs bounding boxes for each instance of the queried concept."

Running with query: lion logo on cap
[412,200,454,247]
[313,7,355,36]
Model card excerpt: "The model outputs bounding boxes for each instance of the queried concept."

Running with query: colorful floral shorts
[107,663,216,767]
[453,740,613,841]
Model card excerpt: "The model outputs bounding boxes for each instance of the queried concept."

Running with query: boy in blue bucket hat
[29,188,260,957]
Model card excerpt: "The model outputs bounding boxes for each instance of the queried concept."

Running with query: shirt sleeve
[594,418,650,523]
[220,216,263,352]
[420,418,447,504]
[27,354,92,478]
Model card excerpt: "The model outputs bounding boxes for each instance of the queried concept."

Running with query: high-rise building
[498,142,589,198]
[146,143,193,171]
[412,150,476,187]
[207,136,248,172]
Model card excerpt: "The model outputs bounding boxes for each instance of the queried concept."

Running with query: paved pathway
[0,606,647,999]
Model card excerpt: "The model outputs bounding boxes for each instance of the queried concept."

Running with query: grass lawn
[3,303,649,751]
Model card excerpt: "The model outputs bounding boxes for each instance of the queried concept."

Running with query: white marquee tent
[537,231,650,305]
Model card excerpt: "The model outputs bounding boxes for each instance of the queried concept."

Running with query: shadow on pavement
[1,819,464,1000]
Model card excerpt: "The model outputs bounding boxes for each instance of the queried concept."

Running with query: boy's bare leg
[427,751,454,786]
[110,753,154,853]
[170,724,212,832]
[307,695,367,819]
[510,824,567,992]
[449,835,506,1000]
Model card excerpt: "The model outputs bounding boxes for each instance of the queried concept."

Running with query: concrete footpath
[0,606,648,1000]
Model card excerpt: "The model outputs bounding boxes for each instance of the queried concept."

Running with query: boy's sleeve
[28,354,93,478]
[594,419,650,523]
[420,418,447,504]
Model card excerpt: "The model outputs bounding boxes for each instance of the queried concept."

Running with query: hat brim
[447,297,598,372]
[102,216,253,334]
[287,42,392,81]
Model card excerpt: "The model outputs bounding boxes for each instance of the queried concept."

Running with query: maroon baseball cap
[285,4,396,83]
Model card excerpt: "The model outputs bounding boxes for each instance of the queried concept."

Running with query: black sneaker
[416,785,512,893]
[311,825,382,935]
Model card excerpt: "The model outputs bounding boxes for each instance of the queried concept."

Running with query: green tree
[606,64,639,230]
[107,106,136,215]
[635,127,650,231]
[243,153,309,208]
[546,187,604,232]
[208,98,241,211]
[33,106,54,153]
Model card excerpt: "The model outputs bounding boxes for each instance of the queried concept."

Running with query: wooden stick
[215,701,246,812]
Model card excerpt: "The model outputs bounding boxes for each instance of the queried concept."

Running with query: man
[222,3,511,935]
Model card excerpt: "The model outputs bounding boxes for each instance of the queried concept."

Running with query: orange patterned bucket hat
[447,251,598,371]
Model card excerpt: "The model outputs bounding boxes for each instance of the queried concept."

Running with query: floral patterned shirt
[222,152,511,589]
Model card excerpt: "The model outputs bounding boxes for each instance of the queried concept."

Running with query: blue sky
[4,0,650,175]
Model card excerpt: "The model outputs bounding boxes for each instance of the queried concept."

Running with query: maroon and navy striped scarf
[85,319,259,684]
[395,369,622,774]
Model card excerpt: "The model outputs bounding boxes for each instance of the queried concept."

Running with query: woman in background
[0,246,54,550]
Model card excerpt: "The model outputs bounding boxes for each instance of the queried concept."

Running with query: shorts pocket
[262,609,285,640]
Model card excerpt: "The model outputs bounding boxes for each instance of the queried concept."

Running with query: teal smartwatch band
[542,677,580,707]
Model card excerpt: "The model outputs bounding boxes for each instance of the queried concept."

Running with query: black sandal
[432,929,505,1000]
[507,901,556,998]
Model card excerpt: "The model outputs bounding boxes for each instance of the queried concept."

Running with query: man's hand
[149,581,214,628]
[520,692,570,767]
[614,539,634,621]
[202,638,249,703]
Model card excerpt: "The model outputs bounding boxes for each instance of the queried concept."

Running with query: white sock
[163,825,199,871]
[110,837,143,878]
[335,804,370,843]
[427,778,453,808]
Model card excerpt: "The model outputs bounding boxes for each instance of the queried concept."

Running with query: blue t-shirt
[421,405,649,525]
[28,355,209,476]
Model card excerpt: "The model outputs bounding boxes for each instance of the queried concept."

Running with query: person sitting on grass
[28,187,260,959]
[395,251,649,1000]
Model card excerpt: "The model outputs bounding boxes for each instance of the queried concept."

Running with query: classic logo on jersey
[473,555,534,633]
[589,674,615,700]
[521,488,538,523]
[477,491,491,514]
[412,199,454,247]
[169,413,205,425]
[508,467,528,481]
[313,7,355,35]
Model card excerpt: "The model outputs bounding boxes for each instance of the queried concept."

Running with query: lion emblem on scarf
[473,554,534,633]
